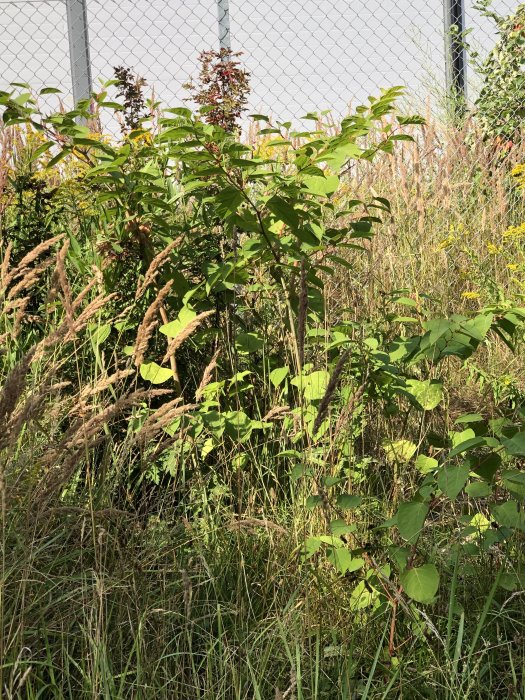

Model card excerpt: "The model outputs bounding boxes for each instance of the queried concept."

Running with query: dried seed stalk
[312,350,350,436]
[134,280,174,367]
[195,348,220,401]
[135,236,183,299]
[162,310,214,364]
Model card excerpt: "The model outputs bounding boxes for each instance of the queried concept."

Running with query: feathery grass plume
[334,381,366,436]
[71,272,100,310]
[71,292,116,333]
[134,280,174,367]
[1,381,70,451]
[195,348,220,401]
[2,294,30,315]
[0,347,36,435]
[0,241,13,293]
[51,239,74,326]
[30,290,117,363]
[262,405,290,422]
[296,258,308,369]
[162,310,214,364]
[226,517,286,534]
[37,389,172,501]
[6,234,63,288]
[312,350,350,436]
[6,257,54,302]
[79,368,135,401]
[134,402,197,443]
[12,297,30,339]
[135,236,183,299]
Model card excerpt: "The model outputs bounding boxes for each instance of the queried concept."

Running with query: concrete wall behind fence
[0,0,518,121]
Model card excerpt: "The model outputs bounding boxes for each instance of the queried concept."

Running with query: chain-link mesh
[0,0,520,119]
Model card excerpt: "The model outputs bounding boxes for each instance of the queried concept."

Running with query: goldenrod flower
[503,222,525,239]
[462,291,481,299]
[437,234,456,250]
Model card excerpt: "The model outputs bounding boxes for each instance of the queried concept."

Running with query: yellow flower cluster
[511,162,525,190]
[487,242,502,255]
[437,234,456,250]
[462,291,481,299]
[502,222,525,239]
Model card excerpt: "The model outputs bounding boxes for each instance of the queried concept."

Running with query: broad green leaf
[213,186,244,217]
[405,379,443,410]
[383,439,417,464]
[304,537,323,558]
[329,519,356,536]
[326,547,364,574]
[224,410,253,442]
[160,306,196,338]
[467,513,491,538]
[235,332,264,353]
[202,410,226,437]
[303,174,340,197]
[472,512,491,529]
[451,428,475,447]
[349,580,379,611]
[455,413,484,425]
[502,470,525,501]
[492,500,525,531]
[140,362,173,384]
[448,436,486,458]
[336,494,362,510]
[269,366,289,388]
[462,313,493,342]
[499,572,525,591]
[465,481,492,497]
[502,432,525,457]
[266,195,299,230]
[389,545,411,572]
[471,452,501,481]
[292,370,330,401]
[306,495,323,509]
[321,141,362,169]
[415,454,438,474]
[400,564,439,603]
[200,437,215,459]
[426,318,453,345]
[397,501,429,543]
[437,463,470,499]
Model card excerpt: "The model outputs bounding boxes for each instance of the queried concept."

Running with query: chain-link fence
[0,0,520,121]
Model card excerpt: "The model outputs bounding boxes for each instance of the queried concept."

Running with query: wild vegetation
[1,46,525,699]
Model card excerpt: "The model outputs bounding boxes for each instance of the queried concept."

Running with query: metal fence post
[66,0,92,104]
[217,0,232,51]
[444,0,467,107]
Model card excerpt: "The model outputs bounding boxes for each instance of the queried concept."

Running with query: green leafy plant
[1,79,525,690]
[474,1,525,144]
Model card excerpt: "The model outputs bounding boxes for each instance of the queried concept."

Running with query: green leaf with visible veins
[437,463,470,499]
[397,501,429,543]
[401,564,439,603]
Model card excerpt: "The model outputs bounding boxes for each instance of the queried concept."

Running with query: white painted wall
[0,0,518,120]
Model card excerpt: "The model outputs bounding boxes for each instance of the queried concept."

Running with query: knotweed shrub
[1,85,525,629]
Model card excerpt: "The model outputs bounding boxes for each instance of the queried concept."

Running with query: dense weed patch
[0,74,524,698]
